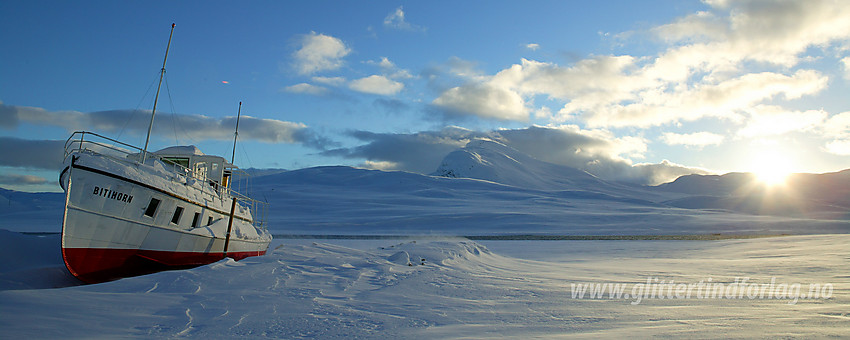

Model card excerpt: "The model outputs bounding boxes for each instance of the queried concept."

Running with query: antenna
[142,23,175,163]
[231,101,242,164]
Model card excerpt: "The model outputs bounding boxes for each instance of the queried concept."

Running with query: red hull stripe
[62,247,266,284]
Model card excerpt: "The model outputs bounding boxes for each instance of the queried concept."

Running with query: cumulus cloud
[0,103,333,148]
[367,57,414,79]
[428,0,847,134]
[822,111,850,137]
[821,111,850,155]
[383,6,425,32]
[525,43,540,51]
[287,57,411,97]
[737,105,827,137]
[292,32,351,75]
[432,83,529,121]
[349,75,404,95]
[660,132,725,147]
[650,0,850,70]
[824,139,850,155]
[325,125,706,185]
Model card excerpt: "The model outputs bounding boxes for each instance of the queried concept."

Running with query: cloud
[424,1,847,131]
[283,83,328,95]
[737,105,827,137]
[311,76,347,86]
[325,125,706,185]
[430,56,637,122]
[630,160,712,186]
[349,75,404,95]
[323,127,474,174]
[0,174,49,186]
[367,57,414,79]
[495,126,707,184]
[822,111,850,137]
[824,139,850,155]
[652,0,850,69]
[383,6,425,32]
[432,83,529,121]
[292,32,351,75]
[490,59,827,128]
[525,43,540,51]
[660,132,725,147]
[821,111,850,155]
[0,103,331,147]
[842,57,850,80]
[360,160,399,171]
[0,137,64,170]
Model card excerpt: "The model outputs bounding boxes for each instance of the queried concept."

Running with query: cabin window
[144,198,161,217]
[171,206,184,224]
[222,170,231,189]
[191,212,201,228]
[162,157,190,169]
[194,162,207,180]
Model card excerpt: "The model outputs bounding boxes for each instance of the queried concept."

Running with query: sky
[1,0,849,192]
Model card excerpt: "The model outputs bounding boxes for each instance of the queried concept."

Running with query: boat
[59,24,271,284]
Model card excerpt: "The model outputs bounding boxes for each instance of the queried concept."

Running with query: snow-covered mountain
[432,139,606,190]
[658,170,850,219]
[2,140,849,235]
[430,138,670,201]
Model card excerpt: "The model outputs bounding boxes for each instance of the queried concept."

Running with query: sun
[750,150,793,186]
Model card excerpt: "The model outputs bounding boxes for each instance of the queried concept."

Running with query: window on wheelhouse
[171,206,184,225]
[162,157,190,169]
[194,162,207,181]
[144,198,161,217]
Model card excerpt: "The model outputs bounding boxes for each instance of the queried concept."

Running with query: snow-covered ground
[1,231,848,338]
[1,139,848,337]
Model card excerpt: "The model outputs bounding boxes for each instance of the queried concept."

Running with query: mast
[142,23,176,163]
[231,101,242,164]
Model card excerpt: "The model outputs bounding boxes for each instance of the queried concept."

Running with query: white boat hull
[61,152,270,283]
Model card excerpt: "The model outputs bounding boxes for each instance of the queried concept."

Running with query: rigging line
[163,74,201,147]
[237,138,255,169]
[238,140,258,197]
[163,75,180,146]
[118,73,160,140]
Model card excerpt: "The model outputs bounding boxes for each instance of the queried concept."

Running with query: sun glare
[750,150,793,186]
